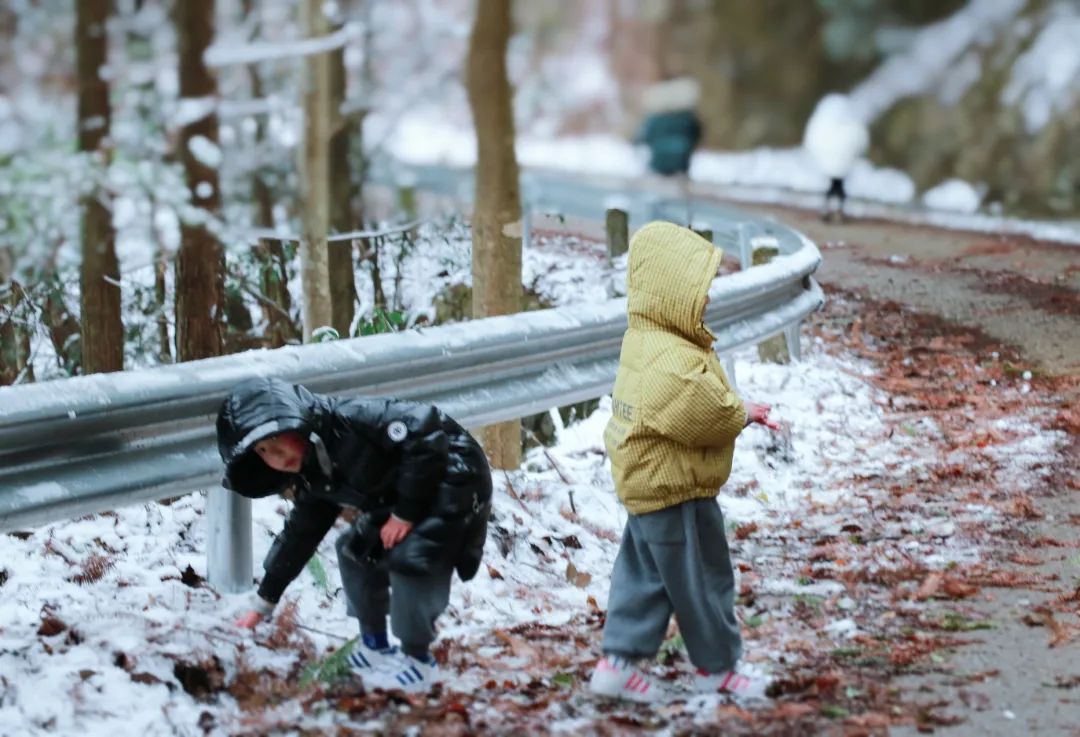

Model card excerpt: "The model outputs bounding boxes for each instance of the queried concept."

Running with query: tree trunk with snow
[300,0,333,341]
[174,0,225,361]
[328,17,357,339]
[242,0,296,349]
[77,0,123,374]
[467,0,523,470]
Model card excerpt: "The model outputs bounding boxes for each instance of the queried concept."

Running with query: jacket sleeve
[688,114,702,149]
[381,403,450,523]
[649,362,747,448]
[257,496,340,603]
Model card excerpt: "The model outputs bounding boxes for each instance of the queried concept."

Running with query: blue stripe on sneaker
[410,665,423,681]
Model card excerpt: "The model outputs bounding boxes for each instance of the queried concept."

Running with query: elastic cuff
[251,594,276,616]
[256,575,287,604]
[391,503,422,524]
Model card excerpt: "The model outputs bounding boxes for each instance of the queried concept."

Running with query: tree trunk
[174,0,225,361]
[243,0,296,349]
[300,0,333,341]
[77,0,123,374]
[467,0,523,470]
[328,22,357,338]
[0,248,32,385]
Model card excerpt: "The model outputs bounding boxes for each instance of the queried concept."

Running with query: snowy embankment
[371,112,1080,246]
[0,227,1066,735]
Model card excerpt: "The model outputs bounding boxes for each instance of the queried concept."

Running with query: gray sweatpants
[334,531,452,658]
[601,497,743,673]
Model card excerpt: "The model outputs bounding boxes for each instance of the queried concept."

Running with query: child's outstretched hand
[745,401,782,431]
[234,610,266,629]
[381,515,413,549]
[234,594,275,629]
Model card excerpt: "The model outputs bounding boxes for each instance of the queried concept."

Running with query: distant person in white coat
[803,94,868,222]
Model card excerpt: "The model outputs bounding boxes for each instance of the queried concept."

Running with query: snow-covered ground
[0,224,1065,736]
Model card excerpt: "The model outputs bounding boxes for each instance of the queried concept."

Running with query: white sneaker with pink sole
[588,656,663,703]
[694,665,770,700]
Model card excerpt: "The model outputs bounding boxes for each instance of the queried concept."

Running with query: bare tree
[300,0,333,340]
[174,0,225,361]
[77,0,123,373]
[467,0,523,470]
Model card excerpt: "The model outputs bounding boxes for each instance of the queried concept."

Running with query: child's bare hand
[745,401,782,430]
[380,515,413,549]
[234,610,266,629]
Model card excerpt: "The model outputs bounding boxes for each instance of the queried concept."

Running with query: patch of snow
[1002,4,1080,133]
[922,178,982,213]
[172,97,216,128]
[186,135,222,169]
[850,0,1026,122]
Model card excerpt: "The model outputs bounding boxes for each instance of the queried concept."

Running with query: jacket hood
[625,222,722,348]
[216,377,320,498]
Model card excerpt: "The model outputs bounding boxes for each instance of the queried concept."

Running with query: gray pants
[334,531,452,658]
[602,498,742,673]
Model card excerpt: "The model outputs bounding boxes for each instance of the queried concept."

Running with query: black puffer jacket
[216,377,492,603]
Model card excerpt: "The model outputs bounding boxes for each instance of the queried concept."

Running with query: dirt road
[742,202,1080,737]
[738,203,1080,376]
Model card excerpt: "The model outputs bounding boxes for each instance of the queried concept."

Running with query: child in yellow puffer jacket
[589,222,779,703]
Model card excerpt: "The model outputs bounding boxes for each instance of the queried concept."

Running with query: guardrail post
[784,323,803,362]
[722,355,738,392]
[737,222,753,271]
[605,208,629,265]
[754,242,791,364]
[207,487,253,593]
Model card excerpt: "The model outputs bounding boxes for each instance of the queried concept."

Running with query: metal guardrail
[0,166,823,592]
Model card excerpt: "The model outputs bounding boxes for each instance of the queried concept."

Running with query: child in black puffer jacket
[216,377,492,691]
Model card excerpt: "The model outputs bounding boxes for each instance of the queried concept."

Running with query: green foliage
[831,647,862,659]
[306,555,332,595]
[659,633,684,663]
[552,672,575,688]
[938,612,994,632]
[820,704,850,719]
[353,308,407,337]
[793,593,824,613]
[299,637,358,688]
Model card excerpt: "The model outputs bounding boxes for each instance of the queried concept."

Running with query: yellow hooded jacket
[603,222,747,515]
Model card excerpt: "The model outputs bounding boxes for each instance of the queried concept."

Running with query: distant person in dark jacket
[638,76,702,223]
[638,76,702,177]
[216,377,492,692]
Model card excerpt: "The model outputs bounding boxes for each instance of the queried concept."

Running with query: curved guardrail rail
[0,165,823,591]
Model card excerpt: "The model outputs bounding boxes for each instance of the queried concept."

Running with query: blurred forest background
[0,0,1076,390]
